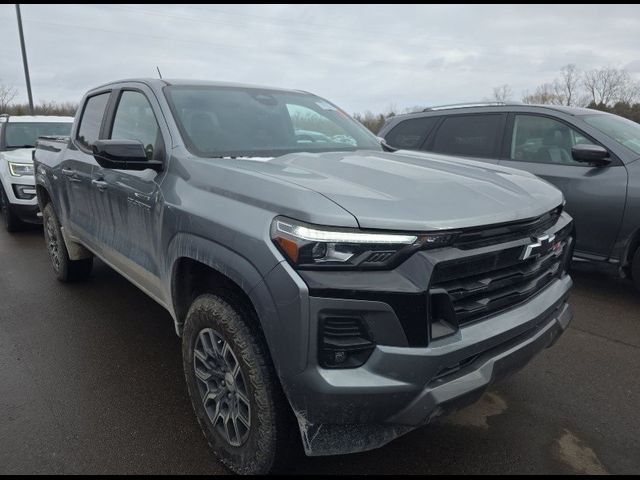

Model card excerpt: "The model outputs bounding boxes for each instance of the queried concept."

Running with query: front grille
[453,207,562,250]
[430,224,571,327]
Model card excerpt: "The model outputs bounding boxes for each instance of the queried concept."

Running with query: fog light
[319,315,375,369]
[12,184,37,200]
[333,351,347,364]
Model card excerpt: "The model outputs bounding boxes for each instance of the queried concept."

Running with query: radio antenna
[156,66,163,79]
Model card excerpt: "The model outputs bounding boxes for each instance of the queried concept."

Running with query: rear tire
[42,203,93,282]
[632,247,640,292]
[182,293,298,474]
[0,184,24,233]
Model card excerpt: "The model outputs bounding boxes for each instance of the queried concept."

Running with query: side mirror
[571,144,611,167]
[92,140,162,171]
[377,136,397,152]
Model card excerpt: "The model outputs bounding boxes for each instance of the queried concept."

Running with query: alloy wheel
[193,328,251,447]
[44,216,61,272]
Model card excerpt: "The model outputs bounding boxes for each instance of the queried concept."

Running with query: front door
[91,88,167,299]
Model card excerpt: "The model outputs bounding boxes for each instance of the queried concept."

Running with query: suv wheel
[182,294,298,474]
[0,183,24,232]
[42,203,93,282]
[632,247,640,292]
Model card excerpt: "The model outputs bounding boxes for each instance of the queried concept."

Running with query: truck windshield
[164,85,381,157]
[583,114,640,155]
[4,122,72,149]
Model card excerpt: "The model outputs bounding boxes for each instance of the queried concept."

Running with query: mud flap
[60,226,92,260]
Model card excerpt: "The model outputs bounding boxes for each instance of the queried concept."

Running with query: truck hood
[2,148,34,163]
[228,150,563,231]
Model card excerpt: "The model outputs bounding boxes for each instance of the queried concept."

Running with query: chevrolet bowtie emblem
[521,234,556,260]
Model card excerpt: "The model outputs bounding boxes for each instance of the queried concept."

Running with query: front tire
[42,203,93,282]
[182,294,297,474]
[0,183,24,232]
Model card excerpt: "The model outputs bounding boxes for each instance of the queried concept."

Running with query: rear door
[61,91,111,241]
[422,113,506,164]
[498,113,628,258]
[90,86,168,299]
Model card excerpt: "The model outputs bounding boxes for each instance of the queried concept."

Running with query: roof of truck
[0,115,74,123]
[90,78,306,94]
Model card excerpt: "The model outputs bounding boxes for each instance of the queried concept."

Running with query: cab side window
[430,114,503,158]
[77,92,110,149]
[110,91,162,160]
[510,115,595,166]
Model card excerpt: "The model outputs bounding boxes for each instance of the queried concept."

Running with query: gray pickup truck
[34,79,574,474]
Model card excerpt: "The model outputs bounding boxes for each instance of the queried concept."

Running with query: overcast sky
[1,4,639,113]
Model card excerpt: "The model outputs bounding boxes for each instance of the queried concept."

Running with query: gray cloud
[1,4,639,113]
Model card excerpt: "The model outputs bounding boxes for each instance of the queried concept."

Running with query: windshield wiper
[7,144,35,149]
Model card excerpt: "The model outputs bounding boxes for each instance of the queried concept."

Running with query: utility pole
[15,4,34,114]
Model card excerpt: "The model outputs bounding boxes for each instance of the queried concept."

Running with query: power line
[13,15,424,76]
[197,5,407,39]
[94,4,418,45]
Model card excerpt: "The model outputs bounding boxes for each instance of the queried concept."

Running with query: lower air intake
[319,315,375,369]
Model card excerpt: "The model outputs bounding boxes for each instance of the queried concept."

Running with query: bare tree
[553,64,582,106]
[0,81,18,112]
[617,76,640,105]
[492,84,513,102]
[583,67,630,106]
[353,110,387,134]
[522,83,563,105]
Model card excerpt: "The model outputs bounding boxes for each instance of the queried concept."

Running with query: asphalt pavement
[1,226,639,474]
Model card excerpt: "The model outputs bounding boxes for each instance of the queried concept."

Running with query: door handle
[91,179,108,192]
[62,168,81,182]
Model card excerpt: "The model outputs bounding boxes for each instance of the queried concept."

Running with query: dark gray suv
[380,103,640,290]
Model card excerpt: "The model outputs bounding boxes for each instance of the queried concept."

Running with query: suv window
[4,122,72,149]
[385,117,438,149]
[511,115,595,165]
[431,114,502,158]
[110,91,162,160]
[77,92,110,148]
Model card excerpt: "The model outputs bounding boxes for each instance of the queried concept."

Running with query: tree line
[493,65,640,123]
[0,82,78,116]
[355,65,640,133]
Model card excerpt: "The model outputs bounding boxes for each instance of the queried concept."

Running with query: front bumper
[11,203,41,223]
[282,274,572,456]
[0,174,40,223]
[259,211,574,456]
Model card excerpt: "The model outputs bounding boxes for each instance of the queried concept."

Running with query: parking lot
[1,225,639,474]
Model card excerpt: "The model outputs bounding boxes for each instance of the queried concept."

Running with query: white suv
[0,115,73,231]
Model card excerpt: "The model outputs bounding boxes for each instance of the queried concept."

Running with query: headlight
[271,217,458,270]
[8,162,34,177]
